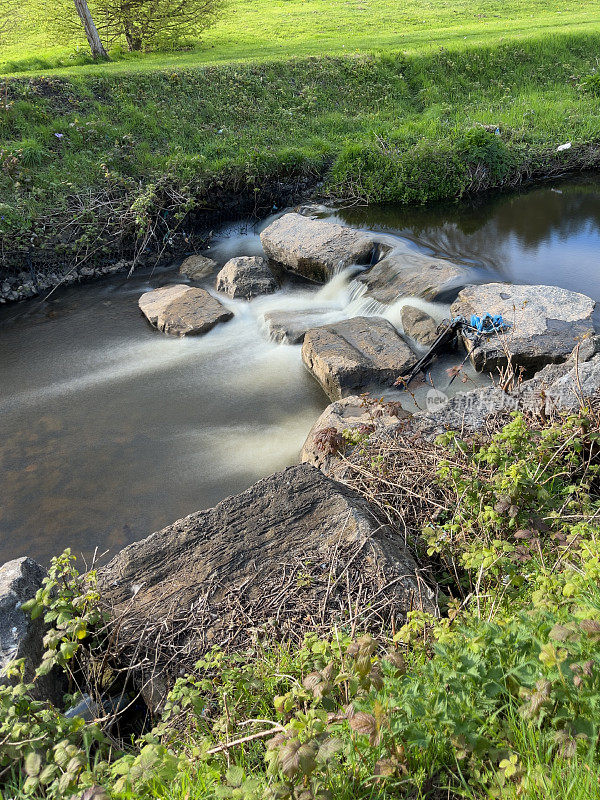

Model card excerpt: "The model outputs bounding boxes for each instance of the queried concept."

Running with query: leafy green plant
[22,548,106,681]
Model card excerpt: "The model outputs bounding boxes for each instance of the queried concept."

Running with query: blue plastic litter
[398,312,512,388]
[469,313,512,334]
[451,313,511,337]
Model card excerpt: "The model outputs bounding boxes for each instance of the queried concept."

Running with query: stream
[2,177,600,565]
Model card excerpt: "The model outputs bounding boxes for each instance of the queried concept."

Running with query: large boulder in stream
[301,316,417,400]
[260,213,375,282]
[99,464,435,708]
[357,249,468,304]
[216,256,277,299]
[138,284,233,336]
[451,283,595,372]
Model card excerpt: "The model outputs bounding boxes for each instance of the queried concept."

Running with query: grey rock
[451,283,595,372]
[401,305,439,346]
[179,254,218,281]
[99,464,435,703]
[0,557,64,704]
[301,395,410,476]
[263,309,333,344]
[357,249,468,303]
[138,284,233,337]
[260,213,375,282]
[410,336,600,438]
[216,256,277,299]
[301,316,417,400]
[0,558,45,683]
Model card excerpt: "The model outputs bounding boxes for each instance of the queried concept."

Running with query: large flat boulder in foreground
[451,283,595,372]
[99,465,435,701]
[302,316,417,400]
[138,284,233,336]
[216,256,277,299]
[260,213,375,283]
[357,250,468,304]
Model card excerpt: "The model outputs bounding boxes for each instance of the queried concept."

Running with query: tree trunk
[73,0,109,59]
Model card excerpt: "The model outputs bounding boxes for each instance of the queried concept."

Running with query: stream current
[2,178,600,564]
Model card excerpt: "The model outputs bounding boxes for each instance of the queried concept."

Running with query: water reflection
[333,177,600,299]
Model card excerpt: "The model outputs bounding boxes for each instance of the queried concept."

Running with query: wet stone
[301,316,418,400]
[138,284,233,337]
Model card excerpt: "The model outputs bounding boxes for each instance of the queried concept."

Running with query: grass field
[2,0,600,74]
[1,0,600,272]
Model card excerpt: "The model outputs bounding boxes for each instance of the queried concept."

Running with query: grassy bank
[4,404,600,799]
[1,30,600,274]
[4,0,600,75]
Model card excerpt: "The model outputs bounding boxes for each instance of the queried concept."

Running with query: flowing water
[2,177,600,565]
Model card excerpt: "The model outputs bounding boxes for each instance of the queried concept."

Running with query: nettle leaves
[234,633,400,799]
[21,548,106,679]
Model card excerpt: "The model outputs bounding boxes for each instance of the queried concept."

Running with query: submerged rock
[99,464,436,706]
[138,284,233,336]
[357,250,468,304]
[401,305,439,346]
[260,213,375,282]
[262,309,334,344]
[216,256,277,299]
[451,283,595,372]
[301,316,417,400]
[179,254,217,281]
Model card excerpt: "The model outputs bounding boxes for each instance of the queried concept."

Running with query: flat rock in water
[178,254,217,281]
[357,250,468,303]
[450,283,595,372]
[216,256,277,299]
[401,305,439,346]
[138,284,233,336]
[302,316,417,400]
[99,464,435,705]
[263,309,334,344]
[260,213,375,282]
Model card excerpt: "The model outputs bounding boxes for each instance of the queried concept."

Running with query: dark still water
[2,177,600,565]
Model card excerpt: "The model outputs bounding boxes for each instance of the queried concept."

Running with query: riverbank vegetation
[4,401,600,799]
[1,18,600,273]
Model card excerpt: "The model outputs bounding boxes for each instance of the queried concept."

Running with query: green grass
[1,1,600,273]
[2,0,600,75]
